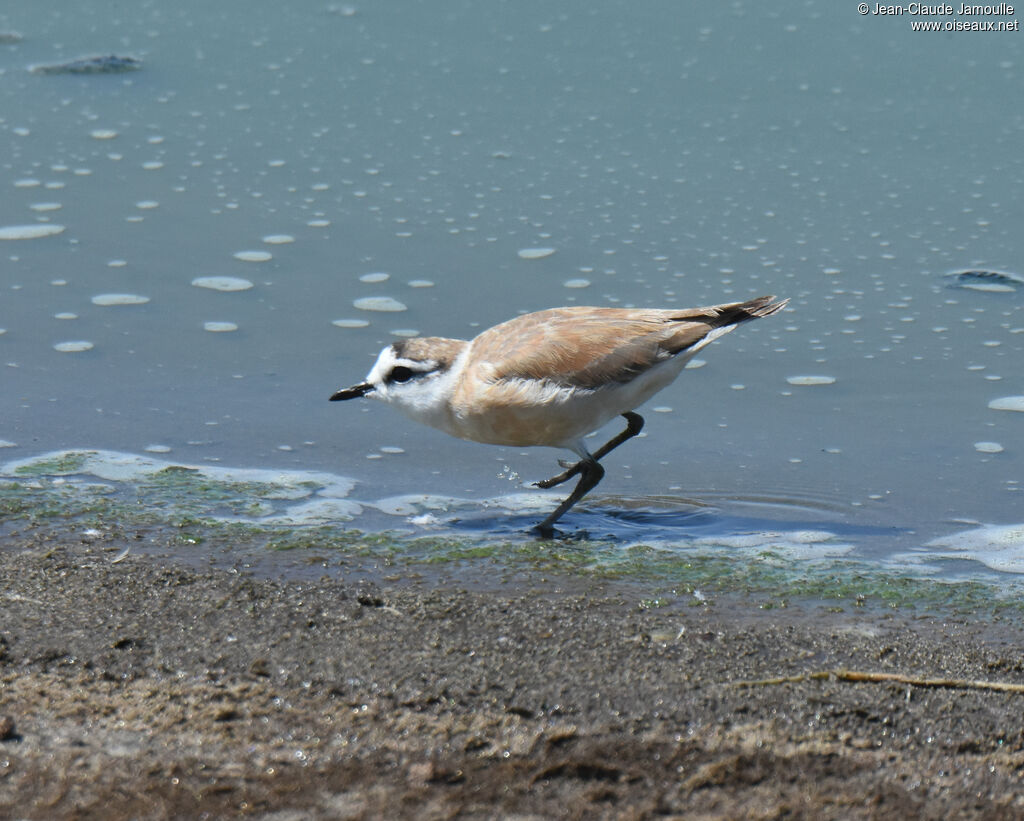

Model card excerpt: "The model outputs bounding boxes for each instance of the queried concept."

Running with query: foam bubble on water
[925,523,1024,574]
[988,396,1024,412]
[408,279,434,288]
[53,341,93,352]
[0,448,358,514]
[564,278,590,288]
[786,375,836,386]
[253,498,362,524]
[203,321,238,332]
[192,276,254,292]
[142,161,164,171]
[90,129,119,140]
[380,446,405,454]
[354,296,407,312]
[233,250,272,262]
[262,234,294,244]
[91,294,150,306]
[135,200,159,210]
[144,444,172,454]
[0,224,66,240]
[54,312,78,320]
[685,359,707,369]
[483,492,563,515]
[14,179,41,188]
[518,247,556,260]
[30,202,62,212]
[332,318,370,328]
[307,219,331,227]
[691,529,852,559]
[372,494,458,516]
[360,272,390,283]
[974,442,1004,454]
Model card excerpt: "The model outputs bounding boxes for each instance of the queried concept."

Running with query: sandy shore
[2,528,1024,820]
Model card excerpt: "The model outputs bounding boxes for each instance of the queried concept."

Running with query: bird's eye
[388,365,415,383]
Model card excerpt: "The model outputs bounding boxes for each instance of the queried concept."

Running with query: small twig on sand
[731,670,1024,694]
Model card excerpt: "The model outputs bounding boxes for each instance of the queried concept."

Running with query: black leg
[534,457,605,537]
[535,412,645,490]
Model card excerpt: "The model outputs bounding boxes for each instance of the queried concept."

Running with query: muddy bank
[2,530,1023,820]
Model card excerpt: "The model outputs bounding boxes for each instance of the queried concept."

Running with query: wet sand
[2,528,1024,820]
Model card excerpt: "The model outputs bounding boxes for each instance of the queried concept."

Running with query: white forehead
[365,345,399,384]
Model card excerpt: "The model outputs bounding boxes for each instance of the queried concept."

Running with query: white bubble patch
[354,296,407,312]
[988,396,1024,412]
[233,250,273,262]
[192,276,254,292]
[517,247,557,259]
[786,375,836,386]
[91,294,150,306]
[0,224,66,240]
[924,524,1024,574]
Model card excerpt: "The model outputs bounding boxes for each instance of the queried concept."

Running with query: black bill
[330,383,374,401]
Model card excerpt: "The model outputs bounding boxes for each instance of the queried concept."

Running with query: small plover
[331,295,788,535]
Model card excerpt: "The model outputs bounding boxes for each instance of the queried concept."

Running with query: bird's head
[330,337,467,413]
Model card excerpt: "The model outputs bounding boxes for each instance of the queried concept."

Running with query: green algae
[2,457,1023,619]
[382,537,1024,618]
[12,452,93,477]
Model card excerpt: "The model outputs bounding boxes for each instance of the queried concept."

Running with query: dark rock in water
[0,32,24,44]
[31,55,142,75]
[946,269,1022,293]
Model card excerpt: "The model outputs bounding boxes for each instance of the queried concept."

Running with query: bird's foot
[532,522,557,539]
[534,460,582,490]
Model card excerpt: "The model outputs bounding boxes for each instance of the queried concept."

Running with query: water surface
[2,1,1022,588]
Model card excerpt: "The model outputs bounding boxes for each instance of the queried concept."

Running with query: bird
[331,295,788,535]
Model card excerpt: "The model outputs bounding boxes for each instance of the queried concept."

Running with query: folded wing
[470,296,787,390]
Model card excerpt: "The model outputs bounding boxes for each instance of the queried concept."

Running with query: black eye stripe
[388,365,415,383]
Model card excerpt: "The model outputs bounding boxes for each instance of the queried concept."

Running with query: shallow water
[1,1,1022,586]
